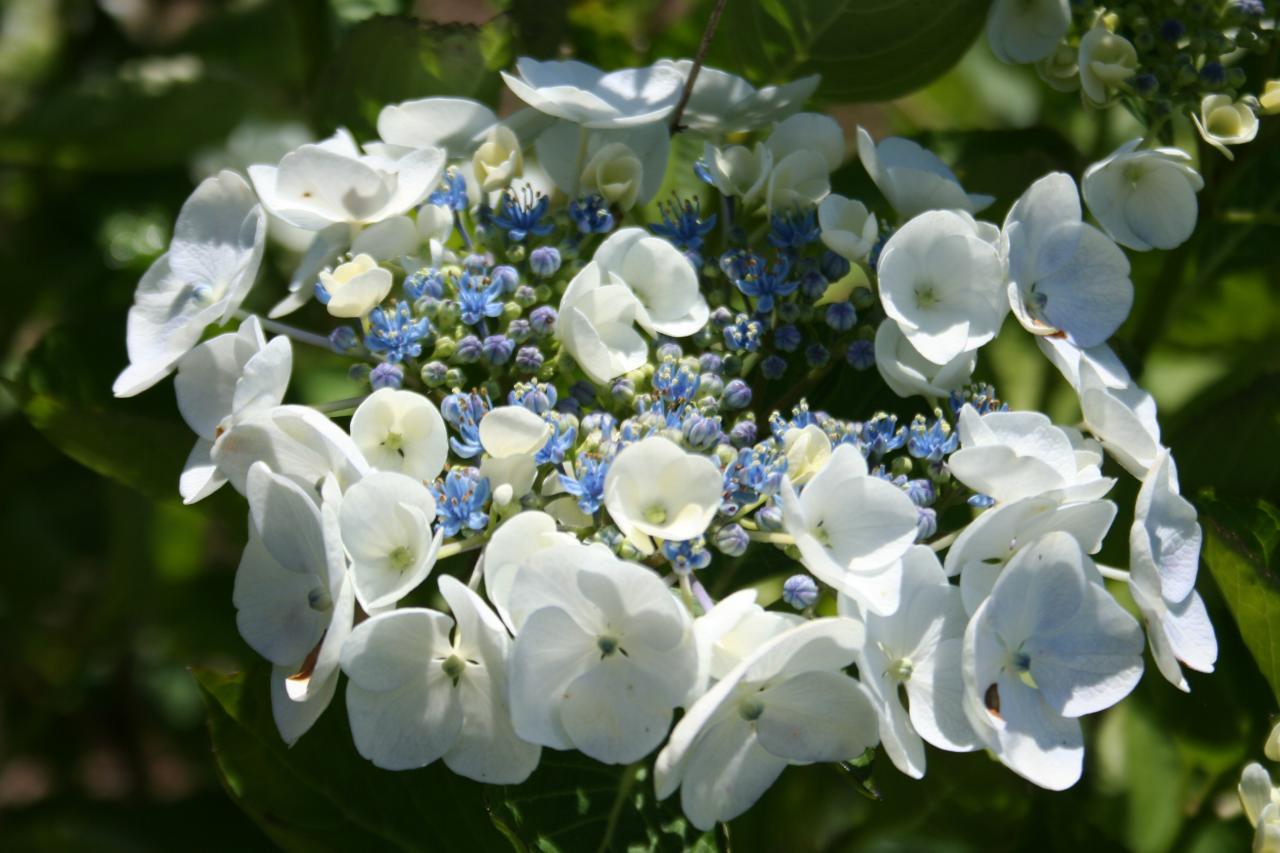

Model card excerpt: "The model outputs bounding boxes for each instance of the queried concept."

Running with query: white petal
[754,670,878,762]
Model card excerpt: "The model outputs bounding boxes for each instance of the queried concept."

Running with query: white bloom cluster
[112,50,1220,832]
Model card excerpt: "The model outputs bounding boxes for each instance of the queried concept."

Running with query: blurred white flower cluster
[113,50,1221,830]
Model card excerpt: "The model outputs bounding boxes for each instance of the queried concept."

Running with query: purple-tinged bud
[530,246,561,278]
[722,379,752,410]
[710,306,735,329]
[729,420,758,447]
[804,344,830,368]
[713,523,750,557]
[847,338,875,370]
[699,352,723,374]
[491,264,519,293]
[420,360,449,387]
[329,326,360,353]
[657,342,683,361]
[781,574,819,609]
[915,507,938,541]
[507,318,532,342]
[774,324,802,353]
[528,305,558,336]
[454,335,483,363]
[825,302,856,331]
[761,355,787,380]
[820,250,851,282]
[481,335,515,365]
[370,362,404,390]
[514,345,543,373]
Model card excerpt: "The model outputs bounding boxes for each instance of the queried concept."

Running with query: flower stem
[1096,564,1131,583]
[236,310,334,351]
[928,530,961,553]
[437,536,489,561]
[312,395,368,416]
[747,531,794,546]
[669,0,729,134]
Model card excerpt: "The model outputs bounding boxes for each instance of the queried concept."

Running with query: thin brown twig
[668,0,730,134]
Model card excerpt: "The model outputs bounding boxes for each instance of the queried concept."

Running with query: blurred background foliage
[1,0,1278,850]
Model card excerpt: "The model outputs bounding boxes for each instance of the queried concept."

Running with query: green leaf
[7,325,193,503]
[709,0,994,102]
[489,753,723,852]
[0,74,267,172]
[1200,495,1280,705]
[195,662,508,852]
[312,16,510,138]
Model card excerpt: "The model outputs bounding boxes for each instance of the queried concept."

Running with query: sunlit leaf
[1201,495,1280,705]
[709,0,994,102]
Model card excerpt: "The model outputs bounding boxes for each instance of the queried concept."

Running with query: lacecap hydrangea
[115,51,1221,830]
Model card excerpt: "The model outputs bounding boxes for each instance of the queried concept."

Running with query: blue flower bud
[846,338,875,370]
[513,285,538,308]
[781,574,819,610]
[799,270,827,300]
[774,324,802,352]
[463,253,490,273]
[756,504,783,531]
[683,414,722,451]
[530,246,562,278]
[1159,19,1185,42]
[1200,61,1226,86]
[824,302,857,332]
[710,306,735,329]
[915,507,938,541]
[420,360,448,387]
[611,377,636,404]
[722,378,752,410]
[455,334,483,363]
[820,250,851,282]
[699,373,724,398]
[699,352,724,375]
[507,318,532,343]
[713,523,750,557]
[528,305,558,336]
[729,420,758,447]
[481,335,515,365]
[804,344,830,368]
[657,342,684,361]
[761,355,787,380]
[514,345,543,373]
[1132,73,1159,96]
[405,268,444,300]
[905,478,936,507]
[968,493,995,509]
[329,326,360,353]
[776,301,801,323]
[570,381,597,405]
[491,264,519,293]
[370,362,404,390]
[348,363,370,383]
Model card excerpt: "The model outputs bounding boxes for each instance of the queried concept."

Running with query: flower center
[597,635,620,657]
[643,504,668,525]
[738,696,765,721]
[1207,106,1241,137]
[888,657,914,682]
[1010,649,1038,689]
[442,653,466,681]
[307,585,332,612]
[389,545,415,571]
[914,284,939,309]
